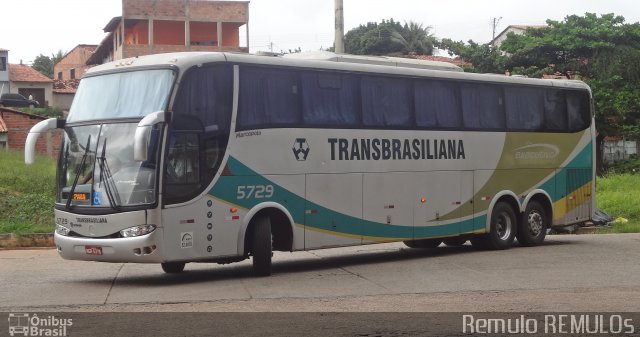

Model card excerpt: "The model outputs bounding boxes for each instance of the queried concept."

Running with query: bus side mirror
[25,118,65,165]
[134,111,165,161]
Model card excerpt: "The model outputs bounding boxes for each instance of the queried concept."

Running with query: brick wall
[123,0,248,22]
[54,46,95,81]
[1,109,62,158]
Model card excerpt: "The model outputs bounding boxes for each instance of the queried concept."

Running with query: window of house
[0,57,6,71]
[58,72,63,80]
[70,69,76,80]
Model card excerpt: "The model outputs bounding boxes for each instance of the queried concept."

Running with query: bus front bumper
[54,230,164,263]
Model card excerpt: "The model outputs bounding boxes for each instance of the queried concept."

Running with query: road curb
[0,233,54,249]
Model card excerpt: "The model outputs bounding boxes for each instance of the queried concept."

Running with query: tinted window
[361,76,413,127]
[414,80,461,128]
[173,65,233,133]
[567,90,591,131]
[545,89,568,131]
[461,84,505,129]
[300,71,360,126]
[505,86,544,130]
[237,67,300,130]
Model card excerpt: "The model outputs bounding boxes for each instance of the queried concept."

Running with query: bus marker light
[421,198,427,203]
[180,219,195,224]
[481,196,492,201]
[305,209,318,214]
[230,208,238,213]
[452,201,462,205]
[384,205,395,209]
[225,216,241,220]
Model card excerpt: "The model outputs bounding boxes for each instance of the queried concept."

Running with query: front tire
[517,200,548,246]
[403,238,442,249]
[251,216,272,276]
[161,262,185,273]
[472,202,517,250]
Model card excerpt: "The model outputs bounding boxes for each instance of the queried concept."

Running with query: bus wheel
[443,237,467,246]
[473,202,517,250]
[517,200,547,246]
[161,262,185,273]
[251,216,272,276]
[403,239,442,249]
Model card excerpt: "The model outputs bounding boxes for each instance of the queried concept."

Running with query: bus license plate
[85,246,103,255]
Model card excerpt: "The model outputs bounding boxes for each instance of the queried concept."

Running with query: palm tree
[391,21,437,55]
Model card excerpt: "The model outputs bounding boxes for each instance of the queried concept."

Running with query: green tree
[31,50,65,79]
[390,21,436,55]
[438,39,506,73]
[499,13,640,174]
[344,19,406,55]
[32,54,54,79]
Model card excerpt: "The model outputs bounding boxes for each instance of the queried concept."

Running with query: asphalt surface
[1,233,639,312]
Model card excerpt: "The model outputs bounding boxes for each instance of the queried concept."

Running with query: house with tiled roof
[490,25,547,48]
[9,63,54,108]
[54,44,97,82]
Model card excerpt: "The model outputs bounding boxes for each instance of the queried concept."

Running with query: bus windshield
[57,122,161,209]
[67,69,174,123]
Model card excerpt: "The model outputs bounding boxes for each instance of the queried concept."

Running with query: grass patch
[596,173,640,233]
[0,150,57,234]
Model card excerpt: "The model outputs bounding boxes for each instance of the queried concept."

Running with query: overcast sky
[2,0,639,64]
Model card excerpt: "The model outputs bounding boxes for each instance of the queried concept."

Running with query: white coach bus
[25,52,594,276]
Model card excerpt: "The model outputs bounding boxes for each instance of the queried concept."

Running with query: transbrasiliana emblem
[292,138,310,161]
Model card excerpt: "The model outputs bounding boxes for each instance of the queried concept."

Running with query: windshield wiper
[66,136,91,209]
[97,138,122,211]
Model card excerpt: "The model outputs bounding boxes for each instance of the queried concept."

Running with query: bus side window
[505,86,544,131]
[414,80,461,129]
[300,71,360,126]
[361,76,413,127]
[544,89,568,131]
[567,91,591,132]
[237,67,301,130]
[461,83,505,130]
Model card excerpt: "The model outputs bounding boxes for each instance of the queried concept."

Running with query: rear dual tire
[517,201,547,246]
[471,202,517,250]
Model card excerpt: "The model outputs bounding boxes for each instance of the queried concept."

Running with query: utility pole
[492,17,503,41]
[335,0,344,53]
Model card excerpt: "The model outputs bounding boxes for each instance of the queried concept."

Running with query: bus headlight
[56,225,71,236]
[120,224,157,238]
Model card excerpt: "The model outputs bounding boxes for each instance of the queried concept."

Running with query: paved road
[1,233,639,312]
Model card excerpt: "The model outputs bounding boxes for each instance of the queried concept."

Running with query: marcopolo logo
[514,143,560,160]
[8,313,73,337]
[292,138,310,161]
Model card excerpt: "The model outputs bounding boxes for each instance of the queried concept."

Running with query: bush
[17,107,64,118]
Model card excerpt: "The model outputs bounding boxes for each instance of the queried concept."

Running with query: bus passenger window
[567,91,590,131]
[415,80,461,129]
[361,76,413,127]
[544,89,568,131]
[505,87,544,131]
[461,84,505,130]
[300,72,359,126]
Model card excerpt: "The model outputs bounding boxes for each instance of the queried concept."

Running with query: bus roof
[85,52,590,92]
